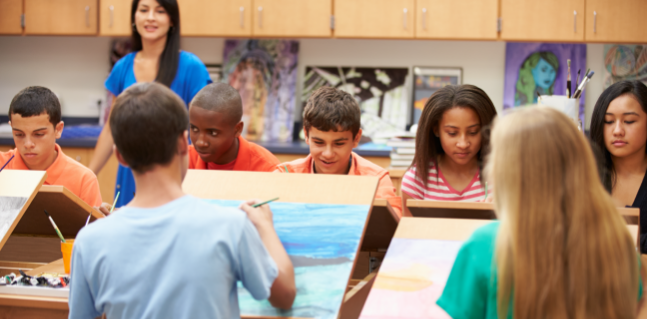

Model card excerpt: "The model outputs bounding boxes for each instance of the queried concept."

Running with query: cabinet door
[25,0,98,35]
[586,0,647,43]
[181,0,252,37]
[253,0,331,37]
[416,0,498,40]
[99,0,131,36]
[335,0,415,39]
[0,0,23,35]
[500,0,584,42]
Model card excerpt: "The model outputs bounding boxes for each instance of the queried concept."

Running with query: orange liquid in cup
[61,240,75,274]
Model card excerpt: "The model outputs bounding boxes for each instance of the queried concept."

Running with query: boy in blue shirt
[68,82,295,319]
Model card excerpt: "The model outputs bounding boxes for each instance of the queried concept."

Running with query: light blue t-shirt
[68,195,278,319]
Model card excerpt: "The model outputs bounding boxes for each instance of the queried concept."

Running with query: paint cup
[538,95,579,125]
[61,240,75,274]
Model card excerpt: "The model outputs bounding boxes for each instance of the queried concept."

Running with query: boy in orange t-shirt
[0,86,102,207]
[274,87,402,215]
[188,83,279,172]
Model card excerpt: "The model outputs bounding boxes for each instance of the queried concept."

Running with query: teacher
[89,0,212,207]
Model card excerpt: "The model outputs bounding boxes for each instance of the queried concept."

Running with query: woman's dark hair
[590,80,647,191]
[131,0,180,87]
[411,84,498,186]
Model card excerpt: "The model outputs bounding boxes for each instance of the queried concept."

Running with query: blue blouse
[105,50,212,207]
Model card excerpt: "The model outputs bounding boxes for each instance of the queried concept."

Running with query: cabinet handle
[258,6,263,29]
[240,7,244,28]
[573,10,577,33]
[85,6,90,27]
[403,8,408,30]
[422,8,427,30]
[593,11,597,33]
[109,5,114,27]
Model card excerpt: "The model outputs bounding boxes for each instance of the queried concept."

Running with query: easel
[352,199,399,280]
[0,170,104,319]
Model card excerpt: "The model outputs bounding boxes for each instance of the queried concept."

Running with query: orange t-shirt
[189,136,280,172]
[0,144,102,207]
[273,152,402,215]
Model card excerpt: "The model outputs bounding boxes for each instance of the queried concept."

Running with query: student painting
[89,0,212,207]
[590,80,647,252]
[0,86,102,207]
[274,87,402,214]
[188,83,280,171]
[401,85,497,215]
[437,107,642,319]
[68,83,295,318]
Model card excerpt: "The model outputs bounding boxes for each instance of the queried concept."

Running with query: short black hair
[190,83,243,123]
[303,87,361,138]
[110,82,188,173]
[9,86,62,126]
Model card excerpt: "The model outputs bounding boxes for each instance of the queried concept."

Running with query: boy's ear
[55,121,65,139]
[234,121,244,138]
[177,131,189,156]
[353,128,362,148]
[113,145,129,168]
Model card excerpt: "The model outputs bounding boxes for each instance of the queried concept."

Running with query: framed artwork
[412,67,462,125]
[603,44,647,88]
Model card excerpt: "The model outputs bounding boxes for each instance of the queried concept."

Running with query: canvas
[603,44,647,89]
[0,197,28,240]
[359,238,463,319]
[222,40,299,142]
[205,199,371,319]
[503,43,587,125]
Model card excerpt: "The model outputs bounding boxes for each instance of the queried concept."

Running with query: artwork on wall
[205,199,371,319]
[603,44,647,88]
[222,40,299,142]
[412,67,462,125]
[359,238,462,319]
[303,66,409,143]
[503,43,587,124]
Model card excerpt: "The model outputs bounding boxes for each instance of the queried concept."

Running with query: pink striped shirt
[401,163,485,201]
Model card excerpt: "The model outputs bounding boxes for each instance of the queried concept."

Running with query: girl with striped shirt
[401,85,497,215]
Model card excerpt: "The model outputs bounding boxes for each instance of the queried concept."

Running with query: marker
[44,210,66,243]
[252,197,279,208]
[109,191,120,214]
[0,155,14,172]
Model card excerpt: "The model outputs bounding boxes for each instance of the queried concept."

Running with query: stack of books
[386,133,415,168]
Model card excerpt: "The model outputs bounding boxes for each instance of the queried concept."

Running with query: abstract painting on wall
[503,43,587,124]
[359,238,462,319]
[603,44,647,89]
[205,199,370,319]
[412,67,462,125]
[223,40,299,142]
[303,66,409,143]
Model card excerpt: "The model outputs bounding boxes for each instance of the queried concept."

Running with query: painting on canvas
[603,44,647,89]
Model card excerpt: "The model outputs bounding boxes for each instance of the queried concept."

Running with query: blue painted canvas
[204,199,371,319]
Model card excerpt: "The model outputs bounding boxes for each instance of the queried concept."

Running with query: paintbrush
[575,69,581,97]
[573,71,595,99]
[252,197,279,208]
[566,59,572,98]
[44,210,66,243]
[0,155,14,172]
[109,191,120,214]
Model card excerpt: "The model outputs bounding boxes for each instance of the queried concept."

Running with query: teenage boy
[0,86,102,207]
[274,87,402,214]
[188,83,280,171]
[68,83,295,319]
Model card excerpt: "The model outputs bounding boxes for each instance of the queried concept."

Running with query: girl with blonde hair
[437,107,642,319]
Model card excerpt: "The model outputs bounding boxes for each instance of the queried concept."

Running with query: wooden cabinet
[0,0,23,35]
[24,0,97,35]
[180,0,252,37]
[500,0,584,42]
[99,0,131,36]
[585,0,647,43]
[252,0,331,37]
[415,0,498,40]
[335,0,415,38]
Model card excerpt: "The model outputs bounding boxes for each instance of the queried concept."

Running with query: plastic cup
[61,240,75,274]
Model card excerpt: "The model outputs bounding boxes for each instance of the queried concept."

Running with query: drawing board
[361,199,399,251]
[407,200,495,219]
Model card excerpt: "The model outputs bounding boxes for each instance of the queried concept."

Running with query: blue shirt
[68,196,278,319]
[105,51,212,207]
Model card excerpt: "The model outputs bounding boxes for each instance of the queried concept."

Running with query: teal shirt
[437,221,642,319]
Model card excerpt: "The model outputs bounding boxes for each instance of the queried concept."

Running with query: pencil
[252,197,279,208]
[284,165,289,173]
[44,210,66,243]
[0,154,14,172]
[109,191,120,214]
[484,182,488,200]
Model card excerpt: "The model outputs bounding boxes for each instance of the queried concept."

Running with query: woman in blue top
[89,0,211,207]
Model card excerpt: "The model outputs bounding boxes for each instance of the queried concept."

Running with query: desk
[407,200,495,219]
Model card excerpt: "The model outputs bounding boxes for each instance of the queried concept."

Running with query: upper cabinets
[335,0,415,39]
[181,0,252,37]
[24,0,98,35]
[99,0,131,36]
[253,0,331,37]
[415,0,498,40]
[585,0,647,43]
[0,0,23,35]
[500,0,585,42]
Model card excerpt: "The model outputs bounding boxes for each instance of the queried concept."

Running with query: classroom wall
[0,36,605,128]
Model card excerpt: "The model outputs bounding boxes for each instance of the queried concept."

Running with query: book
[390,159,414,167]
[390,153,414,161]
[394,148,415,155]
[386,140,415,148]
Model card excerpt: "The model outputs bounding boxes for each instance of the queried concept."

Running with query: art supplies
[0,272,69,288]
[44,210,66,243]
[575,69,581,93]
[573,71,595,99]
[252,197,279,208]
[0,154,14,172]
[566,59,572,98]
[109,191,120,214]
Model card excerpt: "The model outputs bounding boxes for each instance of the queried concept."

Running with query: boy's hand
[239,200,275,230]
[95,202,112,216]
